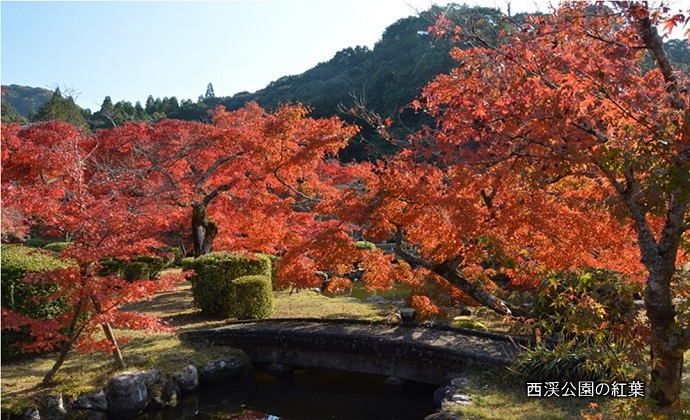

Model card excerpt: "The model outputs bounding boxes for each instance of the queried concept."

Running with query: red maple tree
[94,102,358,259]
[394,1,687,408]
[0,103,359,383]
[313,1,689,410]
[1,121,186,383]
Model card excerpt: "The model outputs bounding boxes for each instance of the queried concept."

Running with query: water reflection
[139,364,437,419]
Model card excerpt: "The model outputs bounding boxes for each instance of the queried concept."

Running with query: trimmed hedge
[122,262,151,281]
[183,252,272,279]
[1,245,68,318]
[99,254,173,281]
[164,246,185,267]
[1,245,70,361]
[184,252,273,318]
[228,275,274,319]
[259,253,281,283]
[25,236,54,248]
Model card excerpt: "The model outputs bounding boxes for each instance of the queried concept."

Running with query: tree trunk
[192,203,217,257]
[101,322,126,370]
[43,337,74,385]
[91,296,126,370]
[43,298,84,385]
[645,271,684,408]
[649,341,684,408]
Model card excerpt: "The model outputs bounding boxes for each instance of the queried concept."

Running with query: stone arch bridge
[181,319,527,385]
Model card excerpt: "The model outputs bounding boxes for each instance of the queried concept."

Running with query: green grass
[447,354,689,420]
[0,280,392,415]
[0,331,246,416]
[450,365,597,420]
[272,288,394,320]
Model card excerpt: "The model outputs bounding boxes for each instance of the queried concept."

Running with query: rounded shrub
[181,257,195,270]
[1,245,70,361]
[135,255,169,279]
[99,254,173,281]
[163,246,185,267]
[1,245,68,318]
[228,275,275,319]
[25,236,53,248]
[98,257,123,277]
[122,261,150,281]
[184,252,273,318]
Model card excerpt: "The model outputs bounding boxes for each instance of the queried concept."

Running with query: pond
[324,281,412,302]
[139,364,439,419]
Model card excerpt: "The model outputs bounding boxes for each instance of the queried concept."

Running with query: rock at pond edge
[105,371,148,418]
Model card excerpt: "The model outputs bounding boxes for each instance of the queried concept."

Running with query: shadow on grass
[161,311,232,331]
[455,365,601,420]
[121,281,194,316]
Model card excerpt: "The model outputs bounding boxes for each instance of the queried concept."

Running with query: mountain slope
[1,85,54,117]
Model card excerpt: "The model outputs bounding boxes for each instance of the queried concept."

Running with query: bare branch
[194,153,244,187]
[273,167,321,204]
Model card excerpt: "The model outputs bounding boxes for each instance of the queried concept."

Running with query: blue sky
[1,1,562,111]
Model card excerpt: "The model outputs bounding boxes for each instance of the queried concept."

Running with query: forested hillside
[3,3,688,160]
[1,85,53,121]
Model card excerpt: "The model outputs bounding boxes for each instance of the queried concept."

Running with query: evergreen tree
[163,96,179,114]
[91,97,135,129]
[145,95,156,114]
[90,96,119,129]
[205,83,215,98]
[134,101,148,120]
[32,88,88,129]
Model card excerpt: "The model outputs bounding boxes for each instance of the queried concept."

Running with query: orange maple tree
[1,121,187,383]
[373,1,687,408]
[310,1,689,410]
[94,102,357,259]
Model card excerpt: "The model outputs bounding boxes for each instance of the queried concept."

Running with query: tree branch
[393,229,531,319]
[202,181,236,207]
[273,167,321,204]
[195,153,244,187]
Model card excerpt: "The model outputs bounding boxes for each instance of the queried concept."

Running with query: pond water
[140,364,439,419]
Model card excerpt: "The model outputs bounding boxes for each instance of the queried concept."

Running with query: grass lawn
[442,356,687,420]
[1,280,688,419]
[0,281,392,415]
[449,365,600,420]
